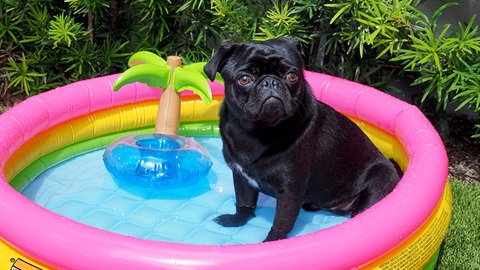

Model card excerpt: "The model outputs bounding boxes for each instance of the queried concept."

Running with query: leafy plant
[0,8,22,43]
[325,0,416,59]
[392,5,479,109]
[1,0,479,138]
[1,0,127,94]
[210,0,261,42]
[474,125,480,139]
[391,4,480,137]
[255,2,305,41]
[321,1,479,138]
[313,0,422,89]
[65,0,110,41]
[4,53,46,96]
[48,13,85,48]
[21,4,50,44]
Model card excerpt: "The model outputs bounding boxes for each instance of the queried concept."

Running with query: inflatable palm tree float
[103,52,215,188]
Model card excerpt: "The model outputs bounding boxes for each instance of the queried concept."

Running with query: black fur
[204,38,401,242]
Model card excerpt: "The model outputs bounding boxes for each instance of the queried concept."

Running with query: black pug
[204,37,401,242]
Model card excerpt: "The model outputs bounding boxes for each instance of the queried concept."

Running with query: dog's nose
[261,78,279,89]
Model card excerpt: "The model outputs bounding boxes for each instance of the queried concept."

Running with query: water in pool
[21,137,349,245]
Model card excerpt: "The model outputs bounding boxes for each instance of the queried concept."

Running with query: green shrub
[391,4,480,137]
[1,1,127,94]
[320,1,479,138]
[1,0,479,138]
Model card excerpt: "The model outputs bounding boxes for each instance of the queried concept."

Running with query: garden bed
[444,116,480,183]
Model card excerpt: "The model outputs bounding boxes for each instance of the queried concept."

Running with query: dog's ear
[204,45,235,81]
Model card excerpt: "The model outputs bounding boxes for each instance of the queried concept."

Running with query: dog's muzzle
[261,97,285,117]
[251,77,290,124]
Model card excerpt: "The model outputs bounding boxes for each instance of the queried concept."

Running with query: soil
[1,93,479,184]
[442,116,480,184]
[1,92,27,113]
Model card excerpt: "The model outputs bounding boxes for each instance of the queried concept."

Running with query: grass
[436,179,480,269]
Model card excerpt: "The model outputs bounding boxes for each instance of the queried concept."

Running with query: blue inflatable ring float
[103,133,213,188]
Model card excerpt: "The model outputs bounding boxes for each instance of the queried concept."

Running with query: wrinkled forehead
[227,43,303,74]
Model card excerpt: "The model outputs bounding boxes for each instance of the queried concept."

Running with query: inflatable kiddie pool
[0,71,450,269]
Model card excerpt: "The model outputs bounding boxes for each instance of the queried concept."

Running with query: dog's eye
[238,75,253,85]
[286,72,298,83]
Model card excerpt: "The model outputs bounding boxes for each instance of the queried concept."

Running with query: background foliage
[1,0,479,138]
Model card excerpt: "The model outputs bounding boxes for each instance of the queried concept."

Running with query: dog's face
[204,38,306,128]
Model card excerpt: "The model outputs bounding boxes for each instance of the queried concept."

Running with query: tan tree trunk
[154,56,182,135]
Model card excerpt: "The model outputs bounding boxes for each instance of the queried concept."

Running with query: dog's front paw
[214,214,249,227]
[263,228,288,242]
[214,206,255,227]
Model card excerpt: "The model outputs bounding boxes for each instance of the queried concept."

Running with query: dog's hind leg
[351,164,400,217]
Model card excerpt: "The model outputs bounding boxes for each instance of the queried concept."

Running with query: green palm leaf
[173,67,212,105]
[114,53,218,104]
[113,63,170,91]
[128,51,168,67]
[182,62,224,84]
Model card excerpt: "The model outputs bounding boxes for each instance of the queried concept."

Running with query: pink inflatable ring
[0,71,450,269]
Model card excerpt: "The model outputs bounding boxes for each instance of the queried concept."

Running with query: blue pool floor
[21,137,350,245]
